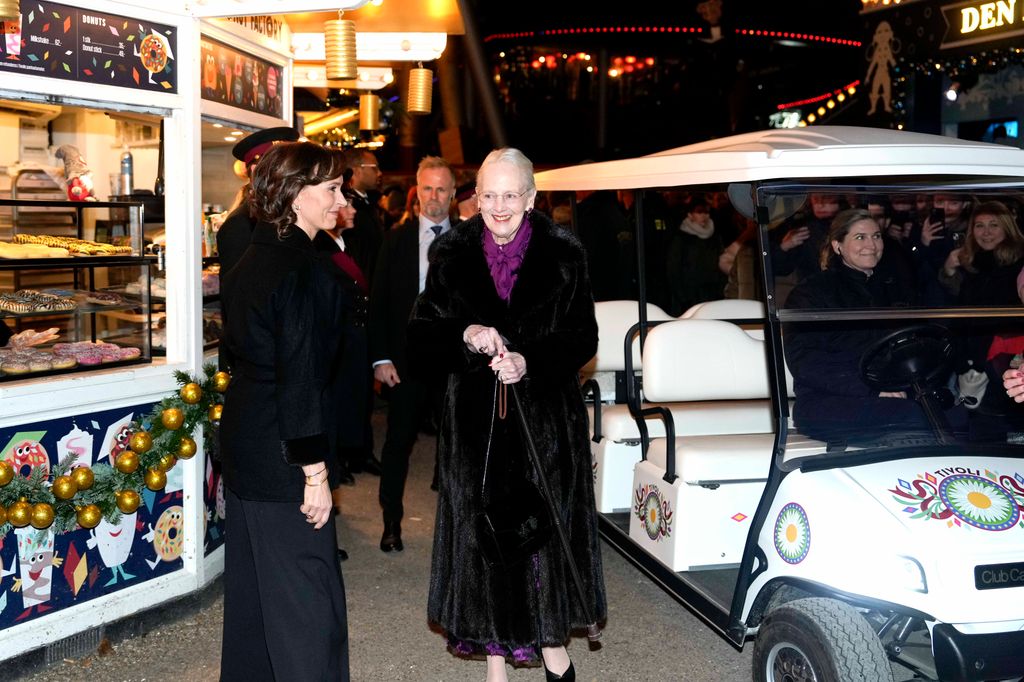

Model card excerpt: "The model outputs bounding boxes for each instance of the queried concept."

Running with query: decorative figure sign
[866,21,898,115]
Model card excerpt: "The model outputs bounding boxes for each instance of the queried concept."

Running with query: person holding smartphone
[914,192,972,305]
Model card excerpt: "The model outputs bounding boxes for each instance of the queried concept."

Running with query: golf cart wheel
[753,598,894,682]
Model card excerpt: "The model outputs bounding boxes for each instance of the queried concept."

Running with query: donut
[51,356,77,370]
[140,34,168,74]
[77,353,103,366]
[3,362,30,375]
[152,505,184,563]
[117,347,141,360]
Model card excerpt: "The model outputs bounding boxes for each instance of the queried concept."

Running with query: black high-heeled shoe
[544,660,575,681]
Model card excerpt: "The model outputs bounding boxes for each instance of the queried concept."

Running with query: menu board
[200,36,283,118]
[0,1,177,94]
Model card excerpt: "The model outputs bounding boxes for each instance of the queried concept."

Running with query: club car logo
[774,502,811,564]
[634,483,673,541]
[890,466,1024,531]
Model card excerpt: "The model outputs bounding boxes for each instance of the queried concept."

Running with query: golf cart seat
[582,301,673,513]
[629,318,815,572]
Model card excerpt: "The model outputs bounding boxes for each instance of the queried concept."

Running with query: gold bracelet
[303,466,327,481]
[304,477,327,487]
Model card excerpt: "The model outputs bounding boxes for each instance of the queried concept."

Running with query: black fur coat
[408,211,607,650]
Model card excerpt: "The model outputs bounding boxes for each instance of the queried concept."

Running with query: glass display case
[0,198,154,380]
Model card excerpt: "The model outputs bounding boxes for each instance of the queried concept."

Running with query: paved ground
[19,409,755,681]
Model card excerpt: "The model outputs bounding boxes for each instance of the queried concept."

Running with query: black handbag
[475,379,553,567]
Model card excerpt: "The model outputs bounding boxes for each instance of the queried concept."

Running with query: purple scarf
[482,214,532,302]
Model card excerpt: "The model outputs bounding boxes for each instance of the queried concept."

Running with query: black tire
[752,597,894,682]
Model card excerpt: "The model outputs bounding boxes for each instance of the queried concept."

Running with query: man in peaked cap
[216,126,300,276]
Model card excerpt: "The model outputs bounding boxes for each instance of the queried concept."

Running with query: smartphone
[929,207,945,225]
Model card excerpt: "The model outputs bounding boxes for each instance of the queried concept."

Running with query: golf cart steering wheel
[859,324,954,394]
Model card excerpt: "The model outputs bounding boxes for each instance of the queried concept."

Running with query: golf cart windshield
[759,182,1024,464]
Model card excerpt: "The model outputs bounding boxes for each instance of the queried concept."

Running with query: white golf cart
[536,127,1024,682]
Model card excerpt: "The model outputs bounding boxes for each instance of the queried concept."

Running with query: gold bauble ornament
[115,490,141,514]
[0,460,13,486]
[144,467,167,491]
[71,466,95,490]
[161,407,184,430]
[180,383,202,404]
[208,403,223,422]
[130,431,153,454]
[212,371,230,392]
[0,505,6,526]
[8,500,31,528]
[52,475,78,500]
[158,453,177,472]
[177,436,197,459]
[30,502,55,529]
[115,450,139,474]
[77,504,102,529]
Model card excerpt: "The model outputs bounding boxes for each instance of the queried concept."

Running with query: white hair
[477,147,535,192]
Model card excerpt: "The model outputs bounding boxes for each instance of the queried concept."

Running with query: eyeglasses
[477,190,529,206]
[359,163,378,168]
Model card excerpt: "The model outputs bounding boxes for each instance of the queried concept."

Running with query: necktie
[430,224,443,237]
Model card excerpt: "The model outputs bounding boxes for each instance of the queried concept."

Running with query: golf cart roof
[533,126,1024,191]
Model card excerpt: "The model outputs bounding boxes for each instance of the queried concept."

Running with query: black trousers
[378,377,439,524]
[221,487,349,682]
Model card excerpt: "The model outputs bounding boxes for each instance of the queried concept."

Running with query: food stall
[0,0,293,662]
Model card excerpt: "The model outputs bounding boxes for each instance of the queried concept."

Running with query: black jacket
[408,212,606,649]
[343,190,384,284]
[220,223,344,501]
[367,218,423,378]
[216,202,254,276]
[784,262,914,412]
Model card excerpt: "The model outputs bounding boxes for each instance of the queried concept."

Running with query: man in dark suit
[343,148,385,283]
[369,155,456,552]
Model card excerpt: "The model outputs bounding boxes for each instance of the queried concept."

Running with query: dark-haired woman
[219,141,350,681]
[783,208,966,444]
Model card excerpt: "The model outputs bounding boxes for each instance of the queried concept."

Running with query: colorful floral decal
[889,467,1024,531]
[774,502,810,564]
[633,483,673,541]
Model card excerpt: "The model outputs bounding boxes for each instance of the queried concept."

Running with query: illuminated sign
[941,0,1024,48]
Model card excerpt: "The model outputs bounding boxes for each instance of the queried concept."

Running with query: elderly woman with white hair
[408,147,606,682]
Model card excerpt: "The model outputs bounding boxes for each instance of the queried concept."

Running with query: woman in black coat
[408,148,605,682]
[783,208,966,444]
[219,142,350,681]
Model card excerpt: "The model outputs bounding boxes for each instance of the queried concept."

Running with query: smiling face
[971,213,1006,251]
[293,177,348,239]
[832,218,883,274]
[417,166,455,224]
[477,161,535,242]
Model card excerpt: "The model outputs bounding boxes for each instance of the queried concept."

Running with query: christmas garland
[0,364,227,536]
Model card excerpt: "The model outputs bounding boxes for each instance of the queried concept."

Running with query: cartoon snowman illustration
[87,512,137,586]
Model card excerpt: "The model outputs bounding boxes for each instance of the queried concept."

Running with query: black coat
[408,212,607,649]
[314,230,371,449]
[784,262,917,435]
[343,190,384,284]
[368,218,420,377]
[216,202,255,276]
[220,223,345,501]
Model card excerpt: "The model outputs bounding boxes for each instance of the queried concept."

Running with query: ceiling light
[303,109,359,137]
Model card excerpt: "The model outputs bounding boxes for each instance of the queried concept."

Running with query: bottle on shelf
[119,147,134,196]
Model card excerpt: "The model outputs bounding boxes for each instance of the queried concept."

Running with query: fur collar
[431,211,586,322]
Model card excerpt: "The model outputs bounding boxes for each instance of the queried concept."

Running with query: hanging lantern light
[0,1,20,22]
[359,93,380,131]
[407,64,433,115]
[324,12,357,81]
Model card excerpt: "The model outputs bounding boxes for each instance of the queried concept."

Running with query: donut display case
[0,198,153,381]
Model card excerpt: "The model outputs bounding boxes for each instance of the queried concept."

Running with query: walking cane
[509,383,602,642]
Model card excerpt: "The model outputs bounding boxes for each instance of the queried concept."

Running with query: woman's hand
[300,462,332,530]
[464,325,506,357]
[490,351,526,384]
[780,226,810,252]
[943,247,963,277]
[920,218,944,247]
[879,391,908,399]
[1003,368,1024,403]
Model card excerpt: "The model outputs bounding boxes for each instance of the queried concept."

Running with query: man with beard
[368,156,456,552]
